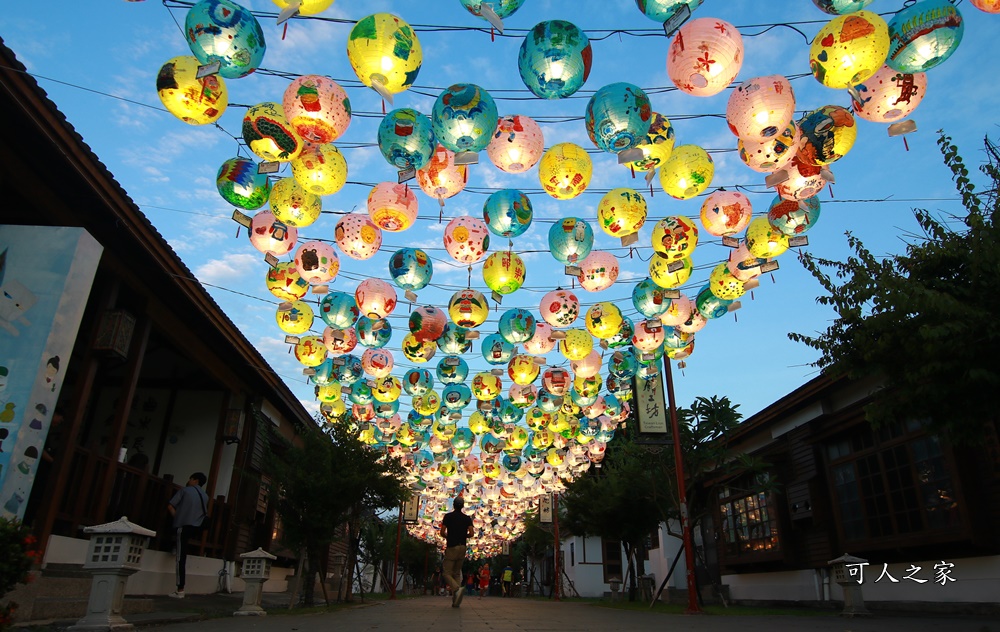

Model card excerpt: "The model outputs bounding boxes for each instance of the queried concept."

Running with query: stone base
[234,608,267,616]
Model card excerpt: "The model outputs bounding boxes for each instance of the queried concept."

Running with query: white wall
[562,535,627,598]
[158,390,223,484]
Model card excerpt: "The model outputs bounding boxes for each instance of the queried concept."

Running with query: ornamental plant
[0,518,40,630]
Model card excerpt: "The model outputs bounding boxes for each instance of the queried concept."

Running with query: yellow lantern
[294,335,328,367]
[272,0,335,15]
[584,302,623,339]
[708,262,746,300]
[276,301,314,335]
[745,217,790,259]
[373,375,402,403]
[597,188,647,238]
[270,177,321,228]
[325,397,347,419]
[532,429,555,450]
[482,251,526,295]
[508,355,540,386]
[538,143,592,200]
[624,113,674,172]
[448,289,489,328]
[156,56,227,125]
[560,328,593,362]
[471,372,502,400]
[266,261,308,302]
[649,253,693,289]
[347,13,423,96]
[243,102,303,162]
[659,145,714,200]
[469,410,490,434]
[651,216,699,260]
[412,390,441,416]
[316,382,342,404]
[546,448,565,467]
[809,11,890,89]
[574,374,602,399]
[291,143,348,196]
[402,332,437,363]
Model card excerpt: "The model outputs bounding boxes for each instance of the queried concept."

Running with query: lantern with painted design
[355,278,397,319]
[538,143,592,200]
[378,108,435,171]
[362,348,394,378]
[660,145,714,200]
[185,0,265,79]
[510,383,538,409]
[726,75,797,141]
[768,195,821,236]
[487,115,544,173]
[368,182,419,233]
[294,335,327,367]
[727,243,766,282]
[388,248,432,293]
[449,289,489,328]
[484,189,533,238]
[319,290,359,329]
[809,11,889,89]
[632,278,668,318]
[696,283,732,319]
[432,83,499,153]
[482,333,515,366]
[472,372,503,401]
[745,217,790,259]
[585,302,623,340]
[333,354,363,385]
[402,333,437,364]
[523,322,555,355]
[577,251,619,292]
[651,216,699,260]
[243,102,303,163]
[548,218,594,265]
[437,356,469,385]
[850,65,927,123]
[624,113,675,172]
[291,143,348,196]
[970,0,1000,12]
[408,306,447,343]
[283,75,351,144]
[597,188,647,238]
[437,322,472,355]
[667,18,744,97]
[266,262,308,302]
[442,384,472,411]
[886,0,963,73]
[249,210,296,256]
[412,391,441,416]
[508,355,540,386]
[499,308,537,345]
[812,0,875,14]
[585,82,652,153]
[157,56,227,125]
[649,252,692,289]
[403,368,435,396]
[606,317,635,349]
[356,316,391,349]
[270,177,320,228]
[518,20,592,99]
[483,251,526,295]
[700,190,752,237]
[335,213,382,260]
[418,145,468,202]
[540,289,579,327]
[218,157,270,210]
[632,319,665,352]
[347,13,422,96]
[444,217,491,264]
[323,326,357,356]
[560,329,593,362]
[797,105,857,166]
[294,240,339,285]
[708,263,745,300]
[776,157,827,201]
[276,300,313,335]
[738,121,800,173]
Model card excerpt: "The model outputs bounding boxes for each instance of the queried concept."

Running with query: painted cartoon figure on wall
[0,248,38,337]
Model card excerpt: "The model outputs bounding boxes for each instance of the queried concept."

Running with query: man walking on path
[440,495,474,608]
[167,472,209,599]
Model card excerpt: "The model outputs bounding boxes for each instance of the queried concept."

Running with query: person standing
[166,472,208,599]
[502,564,513,597]
[478,564,490,598]
[439,496,474,608]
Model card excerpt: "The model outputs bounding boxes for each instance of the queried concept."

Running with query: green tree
[790,133,1000,445]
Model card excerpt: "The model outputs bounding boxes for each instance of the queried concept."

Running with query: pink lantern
[293,240,340,285]
[249,210,298,256]
[850,65,927,123]
[487,115,545,174]
[523,322,555,355]
[417,145,468,201]
[353,403,376,423]
[661,294,694,326]
[667,18,744,97]
[443,216,491,264]
[700,190,752,237]
[543,368,571,396]
[282,75,352,144]
[335,213,383,260]
[727,242,766,282]
[540,289,580,327]
[583,397,606,420]
[323,326,358,356]
[355,278,397,319]
[727,75,796,141]
[361,348,394,378]
[738,121,800,173]
[631,319,665,352]
[570,350,602,379]
[576,251,619,292]
[677,310,707,334]
[776,157,827,201]
[367,182,419,232]
[409,305,448,342]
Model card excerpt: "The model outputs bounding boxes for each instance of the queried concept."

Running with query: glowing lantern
[335,213,382,260]
[543,369,571,396]
[294,335,327,367]
[650,251,693,288]
[431,83,499,153]
[574,373,603,399]
[652,216,699,260]
[508,355,540,386]
[487,115,544,173]
[276,300,313,334]
[291,143,348,196]
[886,0,963,73]
[282,75,351,144]
[609,349,638,379]
[540,289,580,327]
[518,20,592,99]
[560,329,593,362]
[498,308,536,345]
[323,326,357,356]
[356,316,391,349]
[726,75,797,141]
[813,0,875,14]
[696,283,732,319]
[708,263,745,300]
[484,190,533,238]
[667,18,744,97]
[437,356,469,386]
[443,384,472,411]
[437,323,472,355]
[632,319,666,352]
[548,218,594,265]
[243,102,303,163]
[403,368,435,396]
[700,190,752,237]
[585,83,652,153]
[745,217,790,259]
[768,195,822,236]
[625,113,676,172]
[632,278,668,318]
[402,333,437,363]
[388,247,433,291]
[185,0,265,79]
[472,372,503,401]
[319,290,359,329]
[270,177,321,228]
[970,0,1000,12]
[333,354,363,385]
[483,251,526,295]
[606,317,635,349]
[409,306,447,342]
[538,143,592,200]
[266,262,308,302]
[315,379,341,402]
[418,145,468,202]
[449,289,489,328]
[443,217,490,264]
[660,145,714,200]
[585,303,623,340]
[362,348,394,378]
[378,108,435,171]
[482,334,515,365]
[294,240,339,285]
[776,157,827,201]
[368,182,419,232]
[524,322,555,355]
[217,157,270,210]
[510,384,538,408]
[738,121,800,173]
[809,11,890,89]
[355,278,397,319]
[797,105,857,166]
[413,391,441,416]
[576,251,619,292]
[850,65,927,123]
[727,243,766,282]
[249,210,297,256]
[597,188,648,238]
[460,0,525,18]
[156,56,226,126]
[347,13,422,96]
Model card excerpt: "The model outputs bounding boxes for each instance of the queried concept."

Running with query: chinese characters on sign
[539,493,553,524]
[401,495,420,524]
[844,561,956,586]
[632,372,668,435]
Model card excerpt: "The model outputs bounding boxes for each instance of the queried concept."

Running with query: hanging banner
[632,372,669,435]
[539,493,553,523]
[402,494,420,524]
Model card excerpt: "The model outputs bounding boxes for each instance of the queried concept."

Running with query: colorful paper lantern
[571,350,602,380]
[294,335,327,367]
[388,247,433,291]
[660,145,714,200]
[243,102,303,163]
[624,113,675,172]
[635,0,704,22]
[368,182,419,232]
[276,300,313,334]
[738,121,800,173]
[355,278,397,319]
[217,157,270,210]
[812,0,875,14]
[597,188,648,238]
[886,0,963,73]
[768,195,822,236]
[403,368,435,396]
[797,105,857,166]
[377,108,435,171]
[431,83,499,153]
[667,18,744,97]
[518,20,592,99]
[700,190,752,237]
[482,251,526,295]
[483,190,533,238]
[560,329,593,362]
[605,316,635,349]
[508,355,540,386]
[323,326,358,356]
[185,0,265,79]
[437,356,469,385]
[362,348,394,378]
[294,240,340,285]
[319,290,360,329]
[809,11,890,89]
[249,210,296,256]
[282,75,351,144]
[708,263,745,300]
[776,157,827,201]
[333,354,363,385]
[540,289,580,327]
[585,82,652,153]
[449,289,489,328]
[460,0,525,18]
[727,75,797,141]
[347,13,422,95]
[483,334,516,365]
[696,283,732,319]
[291,143,348,196]
[335,213,382,260]
[418,145,468,201]
[270,177,320,228]
[542,368,571,396]
[576,251,619,292]
[444,217,491,265]
[412,390,441,416]
[548,218,594,265]
[745,216,790,259]
[651,216,699,260]
[472,372,503,400]
[850,65,927,123]
[437,322,472,355]
[499,308,537,344]
[266,262,308,302]
[356,316,391,349]
[442,384,472,410]
[487,115,544,173]
[632,319,665,352]
[409,306,447,342]
[523,322,555,355]
[727,243,767,282]
[632,278,669,318]
[584,302,623,339]
[402,333,437,363]
[970,0,1000,12]
[609,348,638,379]
[156,56,227,125]
[538,143,592,200]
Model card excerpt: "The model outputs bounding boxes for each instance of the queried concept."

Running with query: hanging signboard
[402,494,420,524]
[539,493,553,523]
[632,372,669,435]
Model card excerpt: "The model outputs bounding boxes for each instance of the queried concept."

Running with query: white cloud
[194,252,261,285]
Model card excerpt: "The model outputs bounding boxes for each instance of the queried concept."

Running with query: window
[602,539,622,582]
[717,473,780,561]
[569,542,575,566]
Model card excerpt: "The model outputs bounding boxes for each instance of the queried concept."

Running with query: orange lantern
[367,182,419,232]
[417,145,468,202]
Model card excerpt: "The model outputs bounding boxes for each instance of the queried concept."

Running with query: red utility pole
[552,493,561,602]
[391,503,403,600]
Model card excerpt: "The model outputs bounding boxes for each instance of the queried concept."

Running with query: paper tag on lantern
[371,78,394,105]
[231,210,252,228]
[450,412,463,421]
[612,351,624,363]
[727,301,743,312]
[332,357,346,366]
[370,319,385,331]
[662,3,691,36]
[677,361,686,370]
[491,291,503,304]
[302,367,316,376]
[264,253,279,268]
[846,84,864,105]
[378,404,394,413]
[641,352,656,361]
[276,0,300,25]
[454,151,479,165]
[398,168,416,184]
[284,335,300,344]
[445,356,460,366]
[196,60,221,79]
[574,222,586,241]
[533,356,547,365]
[616,148,644,165]
[312,284,329,294]
[744,278,761,290]
[788,236,809,248]
[479,2,505,33]
[647,319,662,330]
[644,169,656,186]
[549,330,567,340]
[320,404,332,413]
[258,161,280,175]
[490,368,504,377]
[620,233,638,247]
[764,170,789,188]
[465,330,480,340]
[599,340,609,350]
[329,329,344,341]
[553,397,565,407]
[666,260,685,273]
[761,260,780,273]
[888,119,917,137]
[277,301,293,312]
[820,168,835,183]
[478,400,493,411]
[366,379,376,388]
[404,290,418,302]
[722,236,740,248]
[565,265,582,276]
[663,289,681,299]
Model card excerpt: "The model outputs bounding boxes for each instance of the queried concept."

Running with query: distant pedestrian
[502,564,514,597]
[167,472,208,599]
[439,496,474,608]
[478,564,490,598]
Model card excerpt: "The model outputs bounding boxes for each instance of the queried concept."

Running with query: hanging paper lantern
[886,1,963,73]
[368,182,419,233]
[283,75,351,144]
[510,383,538,408]
[266,262,308,302]
[294,240,340,285]
[437,356,470,385]
[431,83,499,153]
[727,243,767,282]
[700,190,752,237]
[388,247,433,291]
[574,374,603,399]
[185,0,265,79]
[483,190,533,238]
[597,188,648,238]
[294,335,327,367]
[443,217,490,264]
[543,368,571,396]
[409,306,448,342]
[291,143,348,196]
[809,11,890,89]
[437,323,472,355]
[969,0,1000,12]
[726,75,797,141]
[377,108,435,171]
[272,0,334,14]
[402,333,437,363]
[632,278,668,318]
[538,143,592,200]
[412,391,441,416]
[585,83,652,153]
[449,289,489,328]
[738,121,800,173]
[418,145,468,201]
[524,322,555,355]
[776,157,827,201]
[518,20,592,99]
[460,0,525,18]
[768,195,822,236]
[356,316,391,349]
[850,65,927,123]
[217,157,270,210]
[696,283,732,319]
[560,329,593,362]
[319,290,359,329]
[361,348,394,378]
[276,300,313,335]
[797,105,857,166]
[635,0,703,22]
[609,348,639,379]
[442,383,472,411]
[403,368,435,396]
[745,217,790,259]
[548,218,594,265]
[482,251,526,295]
[355,278,397,319]
[315,378,341,402]
[335,213,383,260]
[812,0,875,14]
[652,216,699,260]
[708,263,745,300]
[660,145,714,200]
[571,351,602,380]
[270,177,321,228]
[243,102,303,163]
[323,326,358,356]
[667,18,744,97]
[576,251,619,292]
[540,289,580,327]
[624,113,676,172]
[499,308,537,344]
[249,210,297,256]
[508,355,540,386]
[632,319,665,352]
[347,13,422,95]
[472,372,503,401]
[482,334,516,365]
[333,354,364,385]
[487,115,545,173]
[606,316,635,349]
[584,303,623,339]
[156,56,227,126]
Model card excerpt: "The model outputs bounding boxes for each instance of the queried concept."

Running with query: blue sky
[1,0,997,425]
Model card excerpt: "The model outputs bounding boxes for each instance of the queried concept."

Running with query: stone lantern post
[234,547,277,616]
[828,553,872,617]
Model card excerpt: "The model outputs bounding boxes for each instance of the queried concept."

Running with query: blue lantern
[482,333,515,365]
[695,283,732,319]
[374,399,400,418]
[585,82,653,153]
[632,278,670,319]
[185,0,266,79]
[811,0,874,14]
[333,354,363,385]
[319,291,360,329]
[570,388,598,408]
[403,368,434,396]
[767,195,821,237]
[608,348,639,379]
[606,374,631,396]
[437,322,473,355]
[408,410,436,431]
[537,388,561,413]
[442,383,473,411]
[886,0,964,73]
[518,20,593,99]
[378,108,436,170]
[483,189,533,238]
[498,399,524,424]
[603,394,622,419]
[548,217,594,265]
[498,308,537,345]
[634,0,703,22]
[356,316,392,349]
[431,83,499,153]
[460,0,526,19]
[310,358,336,386]
[349,380,374,406]
[388,247,433,291]
[436,355,470,385]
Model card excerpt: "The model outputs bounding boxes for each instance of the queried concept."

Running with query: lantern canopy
[597,188,648,238]
[249,210,296,256]
[219,157,270,210]
[667,18,744,97]
[443,217,491,264]
[726,75,796,141]
[388,247,433,291]
[417,145,468,201]
[809,11,890,89]
[538,143,593,200]
[487,115,545,173]
[431,83,499,153]
[291,143,348,196]
[850,65,927,123]
[576,251,620,292]
[368,182,419,232]
[518,20,592,99]
[282,75,351,144]
[700,190,752,237]
[294,240,340,285]
[347,13,422,95]
[156,56,227,125]
[243,102,303,162]
[585,82,652,153]
[482,251,526,295]
[659,145,714,200]
[548,218,594,265]
[484,190,533,238]
[185,0,265,79]
[378,108,436,171]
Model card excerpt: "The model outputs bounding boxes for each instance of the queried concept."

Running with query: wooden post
[391,504,403,599]
[553,493,560,601]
